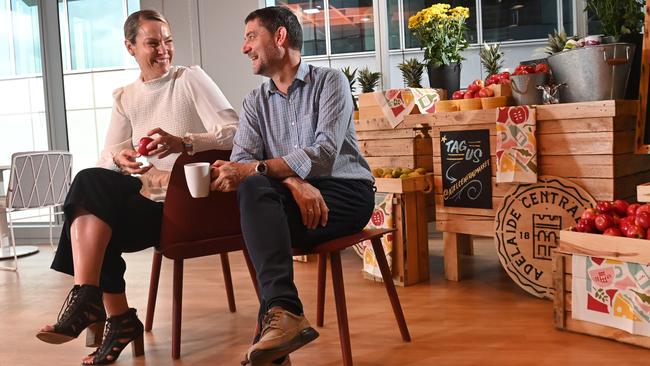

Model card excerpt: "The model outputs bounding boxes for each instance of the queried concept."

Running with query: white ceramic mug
[184,162,210,198]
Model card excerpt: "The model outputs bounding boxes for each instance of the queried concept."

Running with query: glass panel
[586,7,603,36]
[0,1,11,77]
[11,0,42,75]
[482,0,558,42]
[403,0,477,49]
[274,0,327,56]
[562,0,573,35]
[61,0,140,172]
[329,0,375,54]
[66,0,128,70]
[388,0,400,50]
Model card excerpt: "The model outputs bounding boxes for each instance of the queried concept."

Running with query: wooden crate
[402,100,650,281]
[553,230,650,349]
[638,183,650,202]
[357,89,446,120]
[367,174,433,286]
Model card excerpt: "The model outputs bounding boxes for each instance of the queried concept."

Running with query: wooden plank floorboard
[1,235,648,365]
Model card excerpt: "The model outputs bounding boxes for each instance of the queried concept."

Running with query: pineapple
[397,58,424,88]
[341,66,358,110]
[545,29,576,55]
[479,43,503,78]
[357,67,382,93]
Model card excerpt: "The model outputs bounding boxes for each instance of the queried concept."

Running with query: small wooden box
[369,174,433,286]
[358,89,447,120]
[638,183,650,202]
[553,230,650,349]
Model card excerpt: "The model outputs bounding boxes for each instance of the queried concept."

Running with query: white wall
[140,0,263,110]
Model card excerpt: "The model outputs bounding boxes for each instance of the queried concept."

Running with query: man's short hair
[245,6,303,51]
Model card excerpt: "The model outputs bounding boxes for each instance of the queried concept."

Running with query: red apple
[603,227,623,236]
[596,201,614,214]
[137,136,154,156]
[478,87,495,98]
[452,90,465,100]
[647,227,650,240]
[576,218,596,233]
[637,204,650,215]
[636,211,650,229]
[534,63,549,73]
[463,91,475,99]
[625,224,646,239]
[581,208,599,221]
[594,214,615,232]
[627,203,641,217]
[612,199,629,217]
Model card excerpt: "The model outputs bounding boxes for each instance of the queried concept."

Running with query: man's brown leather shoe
[245,307,318,366]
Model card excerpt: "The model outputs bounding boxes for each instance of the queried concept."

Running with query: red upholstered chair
[144,150,260,359]
[293,228,411,366]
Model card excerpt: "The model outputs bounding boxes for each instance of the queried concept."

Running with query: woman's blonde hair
[124,9,170,44]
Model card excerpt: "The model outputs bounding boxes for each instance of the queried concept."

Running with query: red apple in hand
[137,137,154,156]
[594,214,615,232]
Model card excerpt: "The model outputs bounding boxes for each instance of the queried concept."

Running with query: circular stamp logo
[494,176,596,299]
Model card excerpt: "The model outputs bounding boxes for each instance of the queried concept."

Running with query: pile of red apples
[572,200,650,239]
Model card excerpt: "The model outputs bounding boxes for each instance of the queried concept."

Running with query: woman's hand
[145,127,184,158]
[114,149,152,175]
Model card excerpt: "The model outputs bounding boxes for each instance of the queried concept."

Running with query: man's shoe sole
[248,327,319,366]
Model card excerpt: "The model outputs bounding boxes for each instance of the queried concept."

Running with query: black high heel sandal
[37,284,106,346]
[83,308,144,365]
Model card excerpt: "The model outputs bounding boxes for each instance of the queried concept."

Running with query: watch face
[256,161,267,175]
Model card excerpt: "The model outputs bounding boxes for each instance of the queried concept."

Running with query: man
[210,6,375,366]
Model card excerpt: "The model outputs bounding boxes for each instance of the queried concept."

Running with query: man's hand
[210,160,255,192]
[114,149,152,175]
[284,177,329,229]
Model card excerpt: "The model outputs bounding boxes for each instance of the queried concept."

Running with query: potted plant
[397,58,424,88]
[341,66,359,113]
[357,67,382,93]
[407,3,470,95]
[585,0,644,99]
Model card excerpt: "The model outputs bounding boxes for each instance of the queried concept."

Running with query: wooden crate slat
[357,129,419,140]
[435,218,494,237]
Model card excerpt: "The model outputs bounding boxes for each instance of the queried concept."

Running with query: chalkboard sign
[440,129,492,208]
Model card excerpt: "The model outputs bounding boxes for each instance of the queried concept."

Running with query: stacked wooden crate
[402,100,650,281]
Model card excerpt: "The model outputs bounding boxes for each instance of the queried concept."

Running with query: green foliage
[397,58,424,88]
[479,43,503,77]
[407,4,470,67]
[544,29,577,55]
[357,67,382,93]
[585,0,645,40]
[341,66,358,110]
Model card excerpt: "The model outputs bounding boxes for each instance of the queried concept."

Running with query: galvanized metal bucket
[547,43,635,103]
[510,72,548,106]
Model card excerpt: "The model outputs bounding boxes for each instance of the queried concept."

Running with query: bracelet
[110,155,125,174]
[182,135,195,156]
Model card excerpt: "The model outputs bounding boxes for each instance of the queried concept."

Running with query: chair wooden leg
[370,237,411,342]
[145,250,163,332]
[243,247,260,301]
[220,252,236,312]
[172,259,184,359]
[316,253,327,327]
[329,250,353,366]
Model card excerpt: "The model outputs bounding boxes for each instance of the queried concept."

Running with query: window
[329,0,375,54]
[481,0,557,42]
[562,0,574,35]
[10,0,42,76]
[275,0,327,56]
[400,0,477,49]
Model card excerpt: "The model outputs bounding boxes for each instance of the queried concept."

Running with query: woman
[35,10,238,365]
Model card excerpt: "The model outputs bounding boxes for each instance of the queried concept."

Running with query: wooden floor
[1,235,649,366]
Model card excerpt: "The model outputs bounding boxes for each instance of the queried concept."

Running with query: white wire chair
[0,151,73,271]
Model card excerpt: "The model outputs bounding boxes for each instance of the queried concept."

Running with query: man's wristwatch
[255,160,268,176]
[182,136,195,155]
